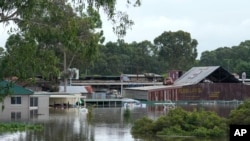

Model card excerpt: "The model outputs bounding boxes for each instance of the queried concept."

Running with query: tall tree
[0,0,141,94]
[154,30,198,70]
[130,41,160,73]
[199,40,250,75]
[0,0,140,37]
[16,0,105,92]
[0,34,59,80]
[88,40,167,75]
[199,51,219,66]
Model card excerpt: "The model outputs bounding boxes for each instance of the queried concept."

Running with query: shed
[173,66,249,101]
[174,66,239,85]
[124,66,250,102]
[124,85,182,101]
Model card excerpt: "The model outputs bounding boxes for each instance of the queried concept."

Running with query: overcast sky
[102,0,250,58]
[1,0,250,59]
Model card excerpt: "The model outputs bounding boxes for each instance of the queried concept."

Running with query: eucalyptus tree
[154,30,198,71]
[89,40,164,75]
[101,40,132,75]
[11,0,105,92]
[199,40,250,74]
[129,40,161,74]
[0,0,141,37]
[0,34,59,80]
[0,0,141,94]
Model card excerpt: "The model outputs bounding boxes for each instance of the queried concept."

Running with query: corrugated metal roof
[173,66,239,86]
[59,86,88,93]
[124,85,182,91]
[174,66,220,86]
[0,80,33,95]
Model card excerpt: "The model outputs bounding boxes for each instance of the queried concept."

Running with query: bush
[0,122,43,132]
[131,107,227,138]
[131,116,154,135]
[228,99,250,125]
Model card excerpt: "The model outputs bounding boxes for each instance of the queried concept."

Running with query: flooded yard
[0,103,238,141]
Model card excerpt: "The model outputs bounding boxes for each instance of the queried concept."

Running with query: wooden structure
[124,66,250,102]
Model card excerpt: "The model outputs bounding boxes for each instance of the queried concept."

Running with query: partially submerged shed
[124,66,250,102]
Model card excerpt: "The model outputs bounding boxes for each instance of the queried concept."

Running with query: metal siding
[124,83,250,101]
[177,83,250,101]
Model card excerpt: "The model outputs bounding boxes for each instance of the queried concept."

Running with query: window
[30,109,38,118]
[30,97,38,107]
[11,112,21,121]
[11,97,21,104]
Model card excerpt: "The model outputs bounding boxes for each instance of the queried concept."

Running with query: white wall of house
[31,95,49,109]
[0,95,50,121]
[1,95,30,109]
[0,107,30,121]
[0,95,30,121]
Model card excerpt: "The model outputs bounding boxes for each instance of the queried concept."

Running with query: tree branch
[0,10,19,23]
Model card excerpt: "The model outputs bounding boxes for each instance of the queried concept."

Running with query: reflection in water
[0,104,238,141]
[0,132,26,141]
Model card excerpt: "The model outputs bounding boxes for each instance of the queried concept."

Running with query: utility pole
[64,50,67,92]
[120,74,123,96]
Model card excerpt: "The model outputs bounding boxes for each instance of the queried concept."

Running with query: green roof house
[0,80,43,121]
[0,80,33,95]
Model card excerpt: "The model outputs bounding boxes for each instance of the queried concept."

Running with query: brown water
[0,103,238,141]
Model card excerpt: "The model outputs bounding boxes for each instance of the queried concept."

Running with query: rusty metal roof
[174,66,240,86]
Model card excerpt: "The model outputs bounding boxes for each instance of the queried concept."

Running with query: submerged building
[124,66,250,102]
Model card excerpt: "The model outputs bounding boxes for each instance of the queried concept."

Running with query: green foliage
[88,40,169,75]
[0,34,60,80]
[199,40,250,74]
[0,81,13,103]
[123,108,131,118]
[131,107,227,138]
[154,30,198,70]
[0,0,104,81]
[0,0,141,37]
[228,99,250,125]
[0,122,43,132]
[87,30,199,75]
[0,0,141,101]
[131,116,154,135]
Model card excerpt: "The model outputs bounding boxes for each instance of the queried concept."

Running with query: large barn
[123,66,250,102]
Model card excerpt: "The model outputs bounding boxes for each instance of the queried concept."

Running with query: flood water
[0,103,239,141]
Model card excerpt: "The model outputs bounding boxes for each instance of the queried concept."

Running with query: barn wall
[148,89,178,101]
[177,83,250,101]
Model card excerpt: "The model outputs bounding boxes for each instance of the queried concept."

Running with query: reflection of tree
[123,108,131,123]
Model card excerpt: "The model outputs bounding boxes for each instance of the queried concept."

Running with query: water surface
[0,104,237,141]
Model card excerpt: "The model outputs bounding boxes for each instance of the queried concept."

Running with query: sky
[1,0,250,59]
